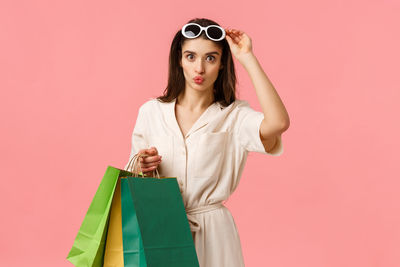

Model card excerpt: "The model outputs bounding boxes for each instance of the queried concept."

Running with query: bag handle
[125,151,161,179]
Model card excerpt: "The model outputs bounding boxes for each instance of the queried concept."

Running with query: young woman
[125,18,290,267]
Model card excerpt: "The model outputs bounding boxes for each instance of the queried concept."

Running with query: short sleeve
[234,101,283,156]
[124,105,149,171]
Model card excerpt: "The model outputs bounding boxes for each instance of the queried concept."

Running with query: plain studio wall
[0,0,399,266]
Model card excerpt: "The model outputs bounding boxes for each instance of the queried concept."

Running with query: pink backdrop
[1,0,399,266]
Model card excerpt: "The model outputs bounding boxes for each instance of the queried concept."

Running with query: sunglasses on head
[181,23,226,41]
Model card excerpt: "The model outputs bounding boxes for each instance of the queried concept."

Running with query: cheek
[181,61,192,73]
[210,65,221,76]
[180,64,189,77]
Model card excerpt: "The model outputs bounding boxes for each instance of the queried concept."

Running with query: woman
[125,18,290,267]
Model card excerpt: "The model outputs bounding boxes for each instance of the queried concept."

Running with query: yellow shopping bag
[103,178,124,267]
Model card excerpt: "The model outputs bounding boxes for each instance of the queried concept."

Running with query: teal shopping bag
[66,166,132,267]
[121,178,147,267]
[121,176,200,267]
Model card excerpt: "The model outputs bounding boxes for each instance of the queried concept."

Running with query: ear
[219,65,223,70]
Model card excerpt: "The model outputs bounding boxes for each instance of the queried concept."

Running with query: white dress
[124,97,283,267]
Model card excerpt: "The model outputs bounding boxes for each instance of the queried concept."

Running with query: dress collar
[160,98,223,140]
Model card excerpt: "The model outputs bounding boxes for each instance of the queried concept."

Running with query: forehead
[181,38,222,54]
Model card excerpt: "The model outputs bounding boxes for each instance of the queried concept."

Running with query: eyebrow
[183,50,220,56]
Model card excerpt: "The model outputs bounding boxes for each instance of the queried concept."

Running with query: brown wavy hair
[156,18,237,107]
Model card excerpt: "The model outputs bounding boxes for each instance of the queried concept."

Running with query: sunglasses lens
[207,26,224,40]
[183,24,201,38]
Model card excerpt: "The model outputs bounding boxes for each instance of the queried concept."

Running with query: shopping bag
[122,176,200,267]
[68,152,199,267]
[66,166,132,267]
[121,152,199,267]
[121,178,147,267]
[103,178,124,267]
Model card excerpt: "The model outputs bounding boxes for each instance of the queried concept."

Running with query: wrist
[240,52,257,68]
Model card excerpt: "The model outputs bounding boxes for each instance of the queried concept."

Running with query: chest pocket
[147,134,174,177]
[193,131,228,179]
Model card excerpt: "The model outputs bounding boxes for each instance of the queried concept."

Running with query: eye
[207,55,215,62]
[186,54,194,60]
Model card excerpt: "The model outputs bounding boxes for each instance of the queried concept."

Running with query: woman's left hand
[225,28,254,63]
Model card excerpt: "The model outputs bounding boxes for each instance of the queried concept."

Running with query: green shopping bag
[121,178,147,267]
[66,166,132,267]
[121,176,200,267]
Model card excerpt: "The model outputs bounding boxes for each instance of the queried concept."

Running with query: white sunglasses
[181,23,226,41]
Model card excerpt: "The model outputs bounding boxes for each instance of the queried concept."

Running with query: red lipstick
[194,76,204,84]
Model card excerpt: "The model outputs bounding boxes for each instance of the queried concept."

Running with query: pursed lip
[194,76,204,83]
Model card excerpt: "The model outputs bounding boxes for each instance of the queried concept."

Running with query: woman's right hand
[137,147,162,175]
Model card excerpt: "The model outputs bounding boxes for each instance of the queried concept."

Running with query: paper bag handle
[125,151,161,179]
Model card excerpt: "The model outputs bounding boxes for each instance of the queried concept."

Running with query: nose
[195,59,205,74]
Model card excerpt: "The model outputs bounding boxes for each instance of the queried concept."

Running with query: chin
[195,83,208,87]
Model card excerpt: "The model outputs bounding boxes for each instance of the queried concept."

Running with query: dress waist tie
[185,202,225,233]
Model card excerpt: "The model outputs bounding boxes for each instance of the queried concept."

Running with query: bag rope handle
[125,151,161,179]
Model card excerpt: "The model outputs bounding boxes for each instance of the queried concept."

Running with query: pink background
[1,0,399,266]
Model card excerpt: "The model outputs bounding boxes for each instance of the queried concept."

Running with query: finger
[231,30,245,40]
[147,147,158,155]
[141,165,158,173]
[225,35,235,46]
[226,34,235,43]
[140,161,161,172]
[231,30,241,38]
[141,159,160,168]
[227,30,241,41]
[140,154,162,164]
[142,166,158,172]
[138,148,148,155]
[229,33,241,44]
[232,29,243,35]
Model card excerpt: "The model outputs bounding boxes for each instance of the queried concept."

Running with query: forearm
[241,53,290,129]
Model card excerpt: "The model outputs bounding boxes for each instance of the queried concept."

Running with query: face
[180,38,223,95]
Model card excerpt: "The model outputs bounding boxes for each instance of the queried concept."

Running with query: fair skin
[176,38,223,136]
[139,27,290,175]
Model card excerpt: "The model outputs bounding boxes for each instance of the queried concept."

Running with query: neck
[177,88,215,111]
